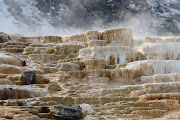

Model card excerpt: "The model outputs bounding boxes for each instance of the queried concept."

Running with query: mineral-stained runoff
[1,28,180,119]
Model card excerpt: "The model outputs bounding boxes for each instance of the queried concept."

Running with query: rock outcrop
[79,46,135,65]
[21,71,36,85]
[137,42,180,60]
[40,36,62,43]
[101,28,133,47]
[0,85,48,100]
[0,53,23,66]
[1,28,180,120]
[0,32,9,43]
[88,40,107,47]
[125,60,180,76]
[84,59,105,70]
[52,105,83,120]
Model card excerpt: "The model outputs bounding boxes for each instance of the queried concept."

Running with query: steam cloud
[0,0,180,37]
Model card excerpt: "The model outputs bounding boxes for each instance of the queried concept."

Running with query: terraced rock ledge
[0,28,180,120]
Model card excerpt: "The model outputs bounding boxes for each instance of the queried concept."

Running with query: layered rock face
[40,36,62,43]
[0,32,9,43]
[0,53,23,66]
[126,60,180,75]
[1,28,180,120]
[137,43,180,60]
[0,85,48,100]
[101,28,133,47]
[79,46,134,65]
[83,59,105,70]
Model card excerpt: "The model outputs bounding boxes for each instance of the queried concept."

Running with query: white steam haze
[0,0,180,37]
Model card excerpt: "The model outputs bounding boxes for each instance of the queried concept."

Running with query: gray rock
[0,101,4,106]
[52,104,83,120]
[38,106,50,113]
[22,60,26,66]
[17,100,27,106]
[22,71,36,85]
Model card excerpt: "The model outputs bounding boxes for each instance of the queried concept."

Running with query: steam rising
[0,0,180,37]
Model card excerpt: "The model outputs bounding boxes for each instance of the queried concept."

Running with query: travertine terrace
[1,28,180,120]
